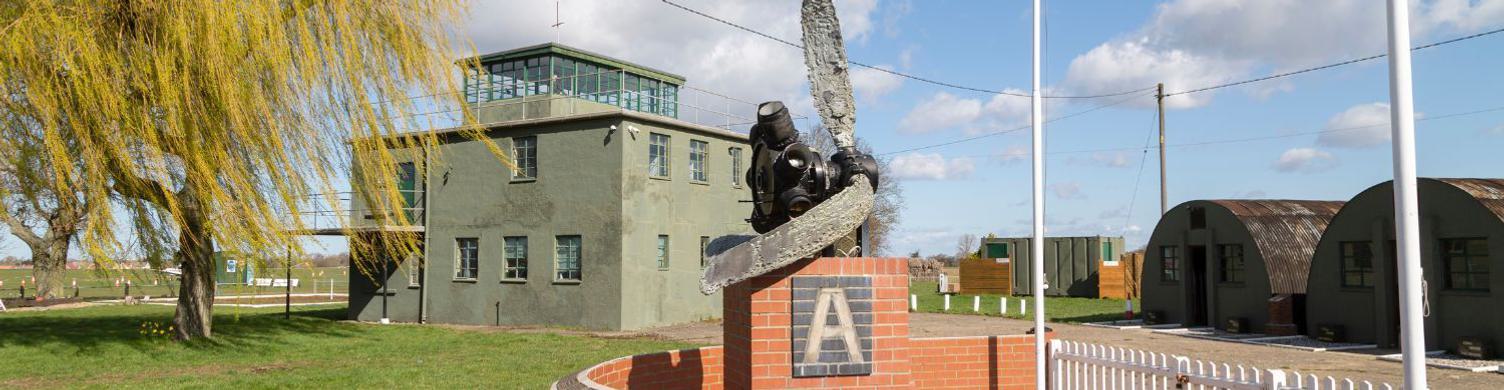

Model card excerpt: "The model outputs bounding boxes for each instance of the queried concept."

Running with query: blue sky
[3,0,1502,260]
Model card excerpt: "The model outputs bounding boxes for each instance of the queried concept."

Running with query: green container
[213,252,256,285]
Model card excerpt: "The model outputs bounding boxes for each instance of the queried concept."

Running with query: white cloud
[1061,0,1504,107]
[850,65,904,102]
[1316,103,1396,148]
[1050,182,1087,200]
[897,92,983,134]
[880,0,914,38]
[1424,0,1504,33]
[898,46,916,69]
[463,0,881,120]
[888,152,975,180]
[1486,124,1504,136]
[897,88,1031,134]
[1272,147,1338,173]
[1096,152,1133,168]
[1063,40,1243,109]
[994,145,1029,165]
[980,91,1031,131]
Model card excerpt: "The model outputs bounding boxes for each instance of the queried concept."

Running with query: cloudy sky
[3,0,1503,260]
[499,0,1498,257]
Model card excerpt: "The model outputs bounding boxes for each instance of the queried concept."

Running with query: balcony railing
[386,69,767,134]
[291,190,425,235]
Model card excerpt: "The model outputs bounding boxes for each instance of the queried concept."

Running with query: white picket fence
[1050,340,1395,390]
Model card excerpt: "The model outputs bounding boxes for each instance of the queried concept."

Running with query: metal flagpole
[1384,1,1427,388]
[1031,0,1048,388]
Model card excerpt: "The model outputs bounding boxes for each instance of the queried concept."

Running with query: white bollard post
[972,296,981,312]
[943,295,951,311]
[1001,297,1008,315]
[910,294,917,311]
[329,278,335,300]
[1020,298,1028,315]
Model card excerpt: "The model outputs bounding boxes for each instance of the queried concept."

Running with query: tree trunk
[31,237,68,300]
[172,191,216,341]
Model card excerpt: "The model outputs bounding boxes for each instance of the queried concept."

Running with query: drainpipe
[420,148,433,324]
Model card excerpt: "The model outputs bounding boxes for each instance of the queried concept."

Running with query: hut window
[1218,245,1245,283]
[1160,246,1180,282]
[1189,207,1207,229]
[1339,242,1375,288]
[1442,238,1489,291]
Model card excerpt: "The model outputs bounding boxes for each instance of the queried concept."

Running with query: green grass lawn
[0,267,351,299]
[909,280,1137,323]
[0,304,696,388]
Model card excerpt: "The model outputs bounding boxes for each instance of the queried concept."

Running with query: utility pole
[1384,0,1427,388]
[1030,1,1047,389]
[1157,83,1167,215]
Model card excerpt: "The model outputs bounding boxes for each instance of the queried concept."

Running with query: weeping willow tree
[0,1,504,340]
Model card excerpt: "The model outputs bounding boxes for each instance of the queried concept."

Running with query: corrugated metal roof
[1434,178,1504,223]
[1207,200,1344,295]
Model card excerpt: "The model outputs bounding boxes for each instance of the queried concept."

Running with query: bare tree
[955,233,978,259]
[800,127,905,256]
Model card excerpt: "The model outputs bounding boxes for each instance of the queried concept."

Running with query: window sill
[689,180,709,186]
[658,268,671,272]
[650,176,671,181]
[452,279,478,284]
[407,284,422,289]
[500,278,527,284]
[553,280,582,285]
[510,178,537,184]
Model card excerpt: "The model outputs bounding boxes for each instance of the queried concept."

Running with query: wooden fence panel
[960,258,1011,295]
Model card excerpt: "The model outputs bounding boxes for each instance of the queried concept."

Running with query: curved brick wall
[561,334,1041,390]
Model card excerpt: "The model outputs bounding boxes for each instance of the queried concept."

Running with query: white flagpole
[1384,1,1427,388]
[1031,0,1047,388]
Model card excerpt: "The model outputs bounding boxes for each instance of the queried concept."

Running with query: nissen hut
[1141,200,1343,335]
[1306,179,1504,353]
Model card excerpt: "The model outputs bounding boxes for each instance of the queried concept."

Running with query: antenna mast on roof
[552,1,565,43]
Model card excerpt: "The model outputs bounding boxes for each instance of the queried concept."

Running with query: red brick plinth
[561,257,1047,389]
[723,257,912,389]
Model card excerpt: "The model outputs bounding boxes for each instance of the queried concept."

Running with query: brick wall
[562,257,1047,389]
[570,334,1044,390]
[723,257,912,389]
[909,335,1041,389]
[579,346,725,389]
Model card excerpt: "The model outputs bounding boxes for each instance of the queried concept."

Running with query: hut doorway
[1187,245,1210,327]
[1382,240,1401,349]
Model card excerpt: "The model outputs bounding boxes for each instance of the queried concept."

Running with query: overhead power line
[659,0,1151,99]
[878,92,1151,156]
[1032,103,1504,156]
[1167,26,1504,96]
